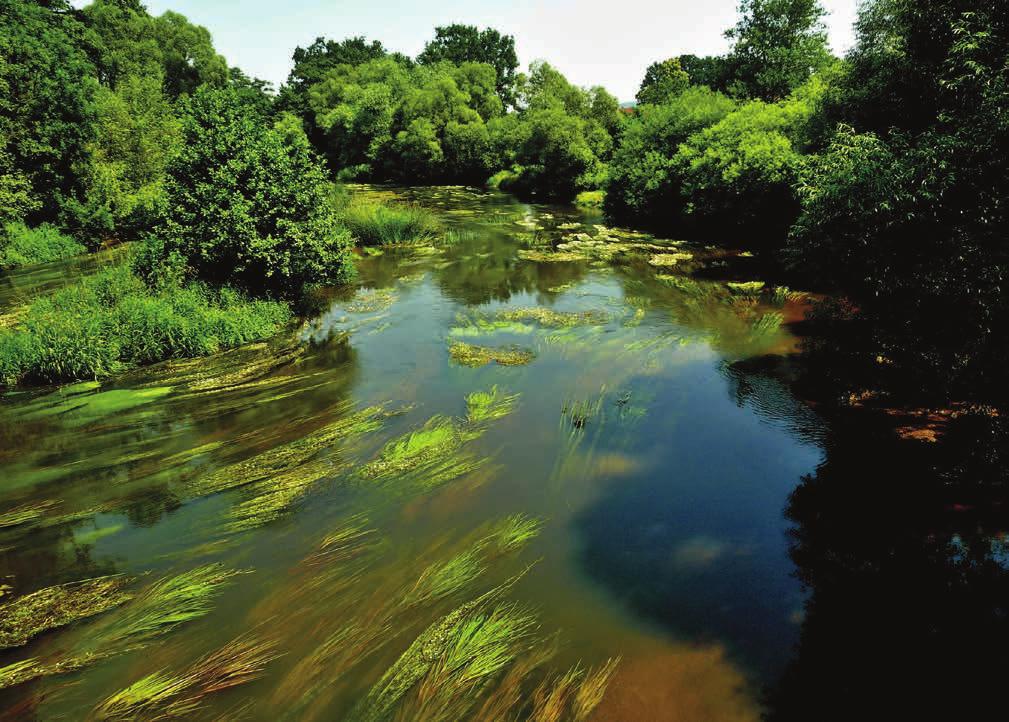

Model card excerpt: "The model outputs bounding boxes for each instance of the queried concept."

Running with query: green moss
[0,575,132,650]
[448,342,535,368]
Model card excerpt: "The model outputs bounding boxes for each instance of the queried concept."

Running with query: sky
[72,0,860,102]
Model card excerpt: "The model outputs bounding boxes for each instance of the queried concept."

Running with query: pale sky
[72,0,859,102]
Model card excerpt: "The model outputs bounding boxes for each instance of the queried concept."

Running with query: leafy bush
[339,199,441,246]
[156,86,354,298]
[0,264,290,386]
[605,87,737,226]
[0,223,86,270]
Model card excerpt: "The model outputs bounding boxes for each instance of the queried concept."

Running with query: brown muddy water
[0,186,826,720]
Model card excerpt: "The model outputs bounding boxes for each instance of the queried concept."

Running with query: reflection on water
[1,186,824,719]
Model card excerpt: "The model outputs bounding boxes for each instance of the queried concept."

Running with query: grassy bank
[0,263,290,386]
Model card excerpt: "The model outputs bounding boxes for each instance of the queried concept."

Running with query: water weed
[0,576,132,650]
[466,386,521,424]
[92,633,280,720]
[448,342,535,368]
[340,199,441,246]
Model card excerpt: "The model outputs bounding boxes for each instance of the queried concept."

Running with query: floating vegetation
[92,564,244,650]
[449,315,536,338]
[648,252,694,267]
[359,415,485,489]
[486,514,543,556]
[517,249,588,263]
[726,281,766,296]
[448,342,535,368]
[0,575,132,650]
[344,288,397,314]
[466,386,521,424]
[496,307,609,328]
[92,633,280,720]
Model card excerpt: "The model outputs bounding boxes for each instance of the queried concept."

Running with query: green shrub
[339,199,440,246]
[0,265,291,386]
[157,87,354,298]
[0,223,86,270]
[574,190,605,209]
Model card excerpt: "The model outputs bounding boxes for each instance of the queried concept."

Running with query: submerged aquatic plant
[495,308,609,329]
[448,342,535,368]
[305,514,380,566]
[648,252,694,267]
[517,249,589,263]
[0,565,243,691]
[356,591,538,722]
[405,548,487,607]
[750,312,785,338]
[485,515,543,556]
[0,499,58,529]
[466,386,521,424]
[92,633,280,720]
[0,575,132,650]
[359,415,487,490]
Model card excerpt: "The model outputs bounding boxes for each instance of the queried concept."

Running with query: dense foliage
[152,87,354,297]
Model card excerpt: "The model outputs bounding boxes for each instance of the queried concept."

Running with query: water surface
[0,186,825,719]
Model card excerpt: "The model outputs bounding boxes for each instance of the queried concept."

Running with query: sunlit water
[0,186,826,720]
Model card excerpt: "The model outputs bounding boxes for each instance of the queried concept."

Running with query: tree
[0,0,97,224]
[606,87,737,225]
[678,54,732,92]
[78,73,182,239]
[724,0,831,100]
[418,25,519,107]
[81,1,228,97]
[157,87,353,297]
[636,58,690,106]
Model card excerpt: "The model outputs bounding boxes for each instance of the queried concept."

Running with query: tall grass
[339,199,441,246]
[0,264,291,386]
[0,222,85,270]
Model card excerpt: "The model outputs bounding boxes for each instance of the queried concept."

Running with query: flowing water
[0,186,828,720]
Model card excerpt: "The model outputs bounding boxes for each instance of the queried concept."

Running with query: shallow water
[0,186,826,720]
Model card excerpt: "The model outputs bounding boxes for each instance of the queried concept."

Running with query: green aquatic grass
[0,565,242,691]
[357,591,537,722]
[191,403,389,498]
[405,548,487,607]
[94,564,243,648]
[0,575,132,650]
[343,288,397,314]
[466,386,521,424]
[93,633,279,720]
[448,342,535,368]
[486,514,543,555]
[340,199,441,246]
[648,252,695,267]
[305,514,379,566]
[496,308,609,328]
[750,311,785,337]
[359,415,485,486]
[19,386,173,426]
[225,459,340,533]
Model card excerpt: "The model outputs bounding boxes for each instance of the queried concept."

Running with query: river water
[0,186,829,720]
